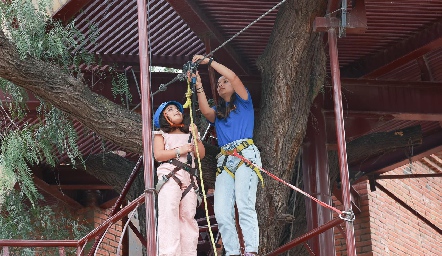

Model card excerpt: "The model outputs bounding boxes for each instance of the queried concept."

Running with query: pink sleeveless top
[154,131,197,188]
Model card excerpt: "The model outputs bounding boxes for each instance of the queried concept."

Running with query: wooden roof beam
[165,0,251,75]
[341,20,442,78]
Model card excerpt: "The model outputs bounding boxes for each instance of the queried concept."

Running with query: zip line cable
[151,0,288,96]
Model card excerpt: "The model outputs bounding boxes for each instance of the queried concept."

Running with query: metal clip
[155,175,169,192]
[339,210,355,222]
[158,84,167,91]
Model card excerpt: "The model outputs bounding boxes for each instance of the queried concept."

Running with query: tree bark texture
[255,0,327,254]
[0,30,143,154]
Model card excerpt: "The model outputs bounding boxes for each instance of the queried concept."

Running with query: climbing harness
[216,139,265,187]
[229,149,354,222]
[155,158,202,206]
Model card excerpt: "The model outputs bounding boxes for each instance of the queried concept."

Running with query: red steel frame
[136,0,157,254]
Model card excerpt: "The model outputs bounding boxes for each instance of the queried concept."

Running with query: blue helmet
[153,101,184,128]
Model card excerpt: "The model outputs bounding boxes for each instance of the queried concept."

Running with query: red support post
[328,28,357,256]
[302,96,335,255]
[136,0,157,255]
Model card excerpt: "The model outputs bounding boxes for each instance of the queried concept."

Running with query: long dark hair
[158,112,190,133]
[216,93,237,119]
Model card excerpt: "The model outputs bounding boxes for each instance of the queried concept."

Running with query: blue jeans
[214,139,261,255]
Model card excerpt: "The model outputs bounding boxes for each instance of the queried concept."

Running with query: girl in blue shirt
[192,55,262,256]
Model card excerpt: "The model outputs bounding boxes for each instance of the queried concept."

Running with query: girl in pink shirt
[153,101,205,256]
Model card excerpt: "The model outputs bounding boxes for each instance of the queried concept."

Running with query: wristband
[208,57,214,66]
[175,148,180,159]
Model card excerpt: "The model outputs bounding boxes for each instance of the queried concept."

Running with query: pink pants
[158,177,199,256]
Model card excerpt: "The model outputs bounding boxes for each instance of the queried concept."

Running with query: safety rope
[151,0,288,96]
[184,79,218,254]
[230,149,355,222]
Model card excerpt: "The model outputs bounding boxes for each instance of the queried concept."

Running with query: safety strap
[216,139,264,186]
[156,159,202,205]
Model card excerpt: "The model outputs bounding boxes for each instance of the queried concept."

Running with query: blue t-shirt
[212,90,254,147]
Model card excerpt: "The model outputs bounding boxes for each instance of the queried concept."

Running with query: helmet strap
[163,112,184,128]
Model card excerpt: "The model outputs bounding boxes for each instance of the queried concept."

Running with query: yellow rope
[184,79,217,255]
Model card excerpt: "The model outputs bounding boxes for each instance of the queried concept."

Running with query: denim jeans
[214,139,261,255]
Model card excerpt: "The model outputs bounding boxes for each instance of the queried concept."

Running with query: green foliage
[0,190,89,256]
[0,0,131,209]
[0,128,40,203]
[1,105,83,204]
[111,70,132,107]
[0,0,96,72]
[0,0,93,202]
[0,78,28,119]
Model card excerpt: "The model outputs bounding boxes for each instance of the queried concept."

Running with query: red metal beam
[324,79,442,121]
[332,183,361,214]
[0,240,78,247]
[51,185,113,190]
[266,218,344,256]
[374,173,442,180]
[165,0,250,75]
[302,96,335,254]
[416,56,434,81]
[128,221,147,247]
[328,28,357,256]
[94,53,193,69]
[341,20,442,78]
[33,176,83,209]
[52,0,95,24]
[136,0,157,255]
[315,0,367,34]
[374,181,442,235]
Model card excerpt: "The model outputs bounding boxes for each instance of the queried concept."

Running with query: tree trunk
[329,125,423,185]
[0,30,143,154]
[255,0,327,254]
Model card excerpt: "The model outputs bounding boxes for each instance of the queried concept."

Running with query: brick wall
[369,162,442,255]
[94,208,124,256]
[333,161,442,255]
[78,207,124,256]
